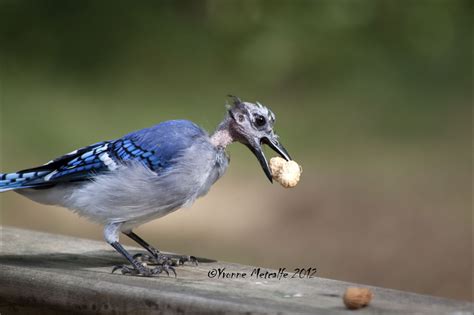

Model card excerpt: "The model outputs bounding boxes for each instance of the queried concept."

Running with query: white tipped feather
[44,170,58,181]
[99,152,118,170]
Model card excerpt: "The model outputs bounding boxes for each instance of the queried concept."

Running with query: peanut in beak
[269,157,302,188]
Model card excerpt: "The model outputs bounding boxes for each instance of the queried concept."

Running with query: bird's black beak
[247,135,291,183]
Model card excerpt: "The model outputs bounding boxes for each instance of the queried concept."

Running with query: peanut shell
[343,287,373,310]
[269,157,302,188]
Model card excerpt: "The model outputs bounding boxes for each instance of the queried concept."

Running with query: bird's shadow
[0,251,125,270]
[0,250,216,270]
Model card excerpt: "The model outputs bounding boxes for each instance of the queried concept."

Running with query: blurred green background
[0,0,471,301]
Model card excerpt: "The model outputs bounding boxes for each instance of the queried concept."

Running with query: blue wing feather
[0,141,113,191]
[0,119,206,191]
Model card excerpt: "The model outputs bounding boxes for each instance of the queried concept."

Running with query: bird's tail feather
[0,170,50,192]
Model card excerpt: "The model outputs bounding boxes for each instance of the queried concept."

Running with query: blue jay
[0,96,291,276]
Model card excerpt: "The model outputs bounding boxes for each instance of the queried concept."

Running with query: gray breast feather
[18,139,229,231]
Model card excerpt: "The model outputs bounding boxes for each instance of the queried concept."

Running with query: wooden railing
[0,227,471,314]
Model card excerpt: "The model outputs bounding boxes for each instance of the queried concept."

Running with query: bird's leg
[105,223,172,276]
[124,231,161,260]
[124,230,198,266]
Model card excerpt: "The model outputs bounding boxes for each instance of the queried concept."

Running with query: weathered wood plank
[0,227,471,314]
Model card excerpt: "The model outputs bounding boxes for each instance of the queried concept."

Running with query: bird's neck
[211,118,234,148]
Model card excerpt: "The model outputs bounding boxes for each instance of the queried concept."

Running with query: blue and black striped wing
[0,139,166,191]
[39,141,118,183]
[110,139,165,171]
[43,139,169,182]
[0,141,115,191]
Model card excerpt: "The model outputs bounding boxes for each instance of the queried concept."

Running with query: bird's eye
[254,115,266,127]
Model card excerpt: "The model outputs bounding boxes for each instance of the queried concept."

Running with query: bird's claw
[112,264,148,276]
[161,264,177,277]
[112,258,177,277]
[133,252,154,263]
[133,252,197,267]
[175,255,198,266]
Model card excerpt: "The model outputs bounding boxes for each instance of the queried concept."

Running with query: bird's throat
[211,120,234,148]
[210,129,233,148]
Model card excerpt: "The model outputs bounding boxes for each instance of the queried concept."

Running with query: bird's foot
[173,254,199,266]
[112,261,176,277]
[133,252,198,267]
